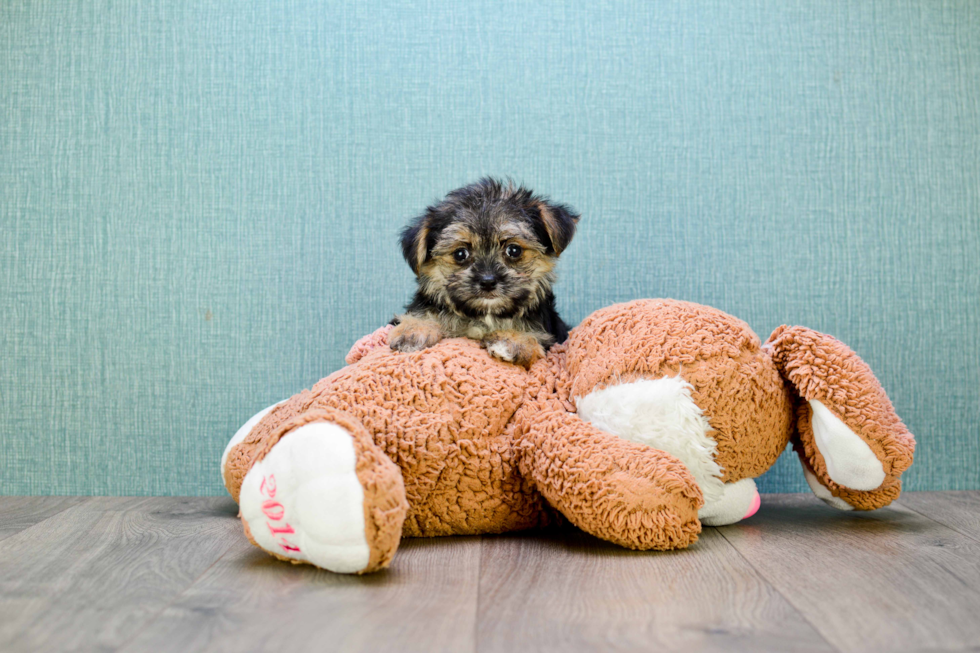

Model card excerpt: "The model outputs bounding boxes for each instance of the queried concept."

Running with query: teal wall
[2,1,978,496]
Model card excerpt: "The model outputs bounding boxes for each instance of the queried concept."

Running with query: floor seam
[0,496,92,545]
[713,525,844,653]
[893,499,980,545]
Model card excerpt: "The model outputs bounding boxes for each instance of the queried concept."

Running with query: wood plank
[717,493,980,653]
[120,535,482,653]
[476,527,834,653]
[0,497,240,653]
[898,491,980,543]
[0,497,88,542]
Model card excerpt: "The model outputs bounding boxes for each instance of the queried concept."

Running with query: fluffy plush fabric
[765,325,915,510]
[222,299,915,574]
[575,377,725,508]
[226,338,550,545]
[562,300,796,484]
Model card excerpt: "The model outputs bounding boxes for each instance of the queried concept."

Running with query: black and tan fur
[391,178,579,368]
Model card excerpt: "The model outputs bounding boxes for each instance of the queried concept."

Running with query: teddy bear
[220,299,914,574]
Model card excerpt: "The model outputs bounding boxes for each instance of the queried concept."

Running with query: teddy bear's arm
[345,325,395,365]
[515,397,704,550]
[765,325,915,510]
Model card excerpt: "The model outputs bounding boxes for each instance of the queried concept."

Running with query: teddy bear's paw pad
[699,478,760,526]
[239,422,371,574]
[810,400,885,491]
[803,467,854,511]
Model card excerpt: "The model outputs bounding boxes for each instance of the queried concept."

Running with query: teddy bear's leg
[237,409,408,574]
[220,402,282,485]
[765,326,915,511]
[576,376,759,526]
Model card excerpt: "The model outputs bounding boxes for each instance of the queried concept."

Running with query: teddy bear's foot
[698,478,761,526]
[238,415,407,574]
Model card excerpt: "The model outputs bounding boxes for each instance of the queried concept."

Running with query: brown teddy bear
[221,299,914,574]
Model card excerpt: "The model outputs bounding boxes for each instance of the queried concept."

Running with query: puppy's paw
[389,316,443,353]
[481,330,546,369]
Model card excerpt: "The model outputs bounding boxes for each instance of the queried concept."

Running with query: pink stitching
[257,476,301,554]
[268,522,296,536]
[261,500,285,521]
[259,474,277,499]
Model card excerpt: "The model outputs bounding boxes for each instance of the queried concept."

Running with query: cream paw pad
[238,422,373,573]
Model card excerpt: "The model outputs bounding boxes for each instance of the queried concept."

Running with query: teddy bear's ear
[400,213,431,275]
[532,200,580,256]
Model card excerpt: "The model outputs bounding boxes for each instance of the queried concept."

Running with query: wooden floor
[1,493,979,652]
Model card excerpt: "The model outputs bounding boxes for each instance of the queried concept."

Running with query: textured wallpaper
[1,0,978,495]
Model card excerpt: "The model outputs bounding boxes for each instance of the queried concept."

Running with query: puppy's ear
[533,200,580,256]
[400,213,430,275]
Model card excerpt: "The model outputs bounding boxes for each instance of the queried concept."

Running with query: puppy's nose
[478,274,498,291]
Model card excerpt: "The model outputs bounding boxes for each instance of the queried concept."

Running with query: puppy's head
[401,178,579,319]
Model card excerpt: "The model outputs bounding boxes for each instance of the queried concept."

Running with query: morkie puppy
[390,178,579,368]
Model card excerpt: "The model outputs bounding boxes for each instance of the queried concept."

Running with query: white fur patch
[810,400,885,491]
[239,422,371,574]
[576,377,726,508]
[221,403,281,483]
[803,466,854,511]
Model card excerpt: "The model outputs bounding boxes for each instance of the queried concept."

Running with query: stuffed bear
[221,299,914,574]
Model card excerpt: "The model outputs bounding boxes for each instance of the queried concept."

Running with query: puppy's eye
[505,244,523,259]
[453,247,470,263]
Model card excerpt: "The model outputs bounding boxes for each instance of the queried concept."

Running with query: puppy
[390,178,579,368]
